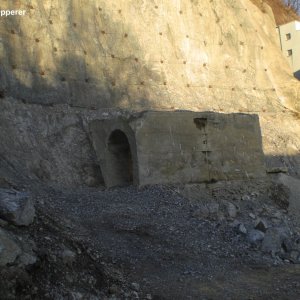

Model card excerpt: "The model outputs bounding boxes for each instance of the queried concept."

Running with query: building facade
[277,21,300,79]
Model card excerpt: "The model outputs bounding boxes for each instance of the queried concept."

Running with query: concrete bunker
[89,119,139,188]
[90,111,266,188]
[107,129,133,186]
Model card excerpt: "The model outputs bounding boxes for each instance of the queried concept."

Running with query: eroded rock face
[0,0,299,111]
[0,0,300,185]
[0,189,35,226]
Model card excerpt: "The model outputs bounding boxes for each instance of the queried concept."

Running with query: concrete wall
[278,21,300,79]
[90,111,266,187]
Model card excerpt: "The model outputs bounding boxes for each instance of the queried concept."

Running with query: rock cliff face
[1,0,300,186]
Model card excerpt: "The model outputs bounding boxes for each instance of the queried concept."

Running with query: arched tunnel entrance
[106,129,133,187]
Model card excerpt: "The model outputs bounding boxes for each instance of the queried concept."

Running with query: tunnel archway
[106,129,133,186]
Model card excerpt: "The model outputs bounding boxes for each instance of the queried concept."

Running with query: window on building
[286,33,291,40]
[287,49,293,57]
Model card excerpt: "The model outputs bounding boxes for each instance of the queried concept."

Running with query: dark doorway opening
[107,130,133,186]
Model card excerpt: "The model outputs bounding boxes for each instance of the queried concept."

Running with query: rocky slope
[1,0,300,186]
[0,0,299,111]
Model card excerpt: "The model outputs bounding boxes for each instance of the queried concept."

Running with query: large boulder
[268,182,290,210]
[0,189,35,226]
[261,227,289,254]
[275,174,300,214]
[0,228,21,266]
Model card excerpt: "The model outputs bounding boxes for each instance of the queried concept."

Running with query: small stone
[255,219,268,233]
[241,195,251,201]
[146,294,152,300]
[249,213,256,219]
[131,291,139,299]
[238,223,247,234]
[230,220,240,227]
[227,202,237,218]
[274,211,282,219]
[290,250,299,261]
[131,282,140,291]
[282,239,293,252]
[109,284,119,295]
[61,248,76,265]
[68,292,83,300]
[207,202,219,214]
[248,229,265,244]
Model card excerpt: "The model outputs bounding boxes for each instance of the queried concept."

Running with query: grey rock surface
[0,228,21,266]
[17,252,37,267]
[261,227,289,254]
[276,174,300,214]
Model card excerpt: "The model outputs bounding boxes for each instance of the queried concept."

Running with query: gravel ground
[27,179,300,299]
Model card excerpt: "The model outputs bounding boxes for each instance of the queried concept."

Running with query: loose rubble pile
[0,188,107,299]
[181,179,300,265]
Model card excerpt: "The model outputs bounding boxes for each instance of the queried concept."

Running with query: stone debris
[226,202,238,219]
[131,282,140,291]
[238,223,248,234]
[266,167,288,174]
[248,229,265,244]
[261,227,289,254]
[60,248,76,265]
[17,252,37,267]
[249,213,256,219]
[0,189,35,226]
[268,183,290,210]
[1,179,300,298]
[241,195,251,201]
[255,219,268,233]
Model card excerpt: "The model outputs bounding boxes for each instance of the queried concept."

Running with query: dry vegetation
[250,0,300,25]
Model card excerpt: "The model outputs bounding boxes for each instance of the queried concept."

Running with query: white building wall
[278,21,300,79]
